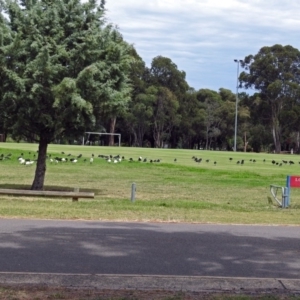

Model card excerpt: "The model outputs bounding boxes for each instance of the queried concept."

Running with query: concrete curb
[0,273,300,293]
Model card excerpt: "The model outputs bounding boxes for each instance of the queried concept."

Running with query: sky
[104,0,300,94]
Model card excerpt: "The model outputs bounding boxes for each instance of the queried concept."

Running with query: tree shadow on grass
[0,220,299,279]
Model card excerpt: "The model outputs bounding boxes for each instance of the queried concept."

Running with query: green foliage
[123,86,154,147]
[0,0,132,143]
[240,44,300,153]
[120,55,188,148]
[149,55,189,97]
[197,89,223,149]
[151,85,180,147]
[0,0,132,189]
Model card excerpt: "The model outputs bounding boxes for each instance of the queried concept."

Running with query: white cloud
[105,0,300,92]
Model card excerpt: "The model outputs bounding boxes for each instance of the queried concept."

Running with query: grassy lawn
[1,142,300,225]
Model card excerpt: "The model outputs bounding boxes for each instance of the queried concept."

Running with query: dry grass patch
[0,286,299,300]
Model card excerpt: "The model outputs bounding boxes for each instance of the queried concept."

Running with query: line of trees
[1,1,300,189]
[117,44,300,154]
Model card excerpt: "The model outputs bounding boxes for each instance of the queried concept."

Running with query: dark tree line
[114,44,300,154]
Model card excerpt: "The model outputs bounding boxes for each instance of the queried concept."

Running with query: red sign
[289,176,300,188]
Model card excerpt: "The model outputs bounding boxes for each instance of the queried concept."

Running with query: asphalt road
[0,219,299,279]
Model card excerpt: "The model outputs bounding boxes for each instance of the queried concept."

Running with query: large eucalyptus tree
[0,2,10,141]
[148,56,188,147]
[196,89,223,150]
[121,48,149,147]
[0,0,132,190]
[240,44,300,153]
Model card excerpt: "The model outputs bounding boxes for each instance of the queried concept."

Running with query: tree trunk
[109,117,116,146]
[153,131,161,148]
[244,132,248,152]
[137,127,144,147]
[153,120,163,148]
[155,133,160,148]
[133,131,138,147]
[271,104,281,153]
[272,125,281,153]
[205,126,209,150]
[31,138,48,190]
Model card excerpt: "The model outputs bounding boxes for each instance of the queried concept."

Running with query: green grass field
[0,142,300,225]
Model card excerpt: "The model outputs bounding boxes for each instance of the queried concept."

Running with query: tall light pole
[233,59,242,151]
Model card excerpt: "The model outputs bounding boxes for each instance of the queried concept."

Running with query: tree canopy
[240,44,300,153]
[0,0,132,189]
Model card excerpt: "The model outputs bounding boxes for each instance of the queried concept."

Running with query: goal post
[82,132,121,147]
[269,175,300,208]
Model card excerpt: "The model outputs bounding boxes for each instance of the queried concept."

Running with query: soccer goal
[269,184,287,207]
[82,132,121,147]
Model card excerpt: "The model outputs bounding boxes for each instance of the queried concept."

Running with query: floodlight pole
[233,59,242,152]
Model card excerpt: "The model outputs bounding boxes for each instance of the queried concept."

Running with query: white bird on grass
[19,158,25,164]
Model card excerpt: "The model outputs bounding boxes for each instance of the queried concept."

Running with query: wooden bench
[0,188,94,201]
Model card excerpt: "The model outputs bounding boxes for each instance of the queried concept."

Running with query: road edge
[0,273,300,293]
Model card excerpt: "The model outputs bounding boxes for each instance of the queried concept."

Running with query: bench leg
[73,187,79,202]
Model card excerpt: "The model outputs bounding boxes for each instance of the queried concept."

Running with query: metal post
[234,59,242,152]
[282,187,289,208]
[286,175,291,207]
[131,183,136,203]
